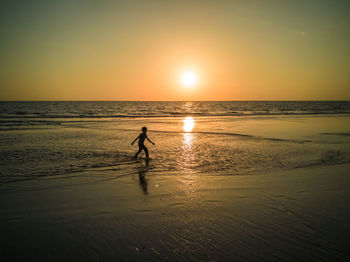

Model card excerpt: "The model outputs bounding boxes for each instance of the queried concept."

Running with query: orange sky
[1,1,349,101]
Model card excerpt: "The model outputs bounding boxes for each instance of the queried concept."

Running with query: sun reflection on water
[179,116,198,194]
[183,132,194,148]
[181,117,195,170]
[183,116,195,132]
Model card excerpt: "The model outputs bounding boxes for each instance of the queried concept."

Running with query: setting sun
[180,71,197,87]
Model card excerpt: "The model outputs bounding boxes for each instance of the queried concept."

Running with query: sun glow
[180,71,197,87]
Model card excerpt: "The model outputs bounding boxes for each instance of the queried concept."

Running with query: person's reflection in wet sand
[138,159,150,195]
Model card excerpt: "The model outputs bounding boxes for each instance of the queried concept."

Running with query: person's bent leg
[134,147,142,158]
[143,146,149,158]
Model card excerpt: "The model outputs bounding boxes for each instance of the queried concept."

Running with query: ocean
[1,101,350,261]
[1,101,350,187]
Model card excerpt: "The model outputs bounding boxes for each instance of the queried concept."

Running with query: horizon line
[1,100,350,102]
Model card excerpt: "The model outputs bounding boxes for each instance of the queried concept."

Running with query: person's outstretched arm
[131,135,140,145]
[146,137,155,145]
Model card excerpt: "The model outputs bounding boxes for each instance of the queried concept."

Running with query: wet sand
[1,163,349,261]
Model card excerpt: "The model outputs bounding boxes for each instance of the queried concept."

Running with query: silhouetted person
[131,126,155,158]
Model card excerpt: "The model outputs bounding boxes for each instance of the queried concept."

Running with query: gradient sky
[1,0,349,101]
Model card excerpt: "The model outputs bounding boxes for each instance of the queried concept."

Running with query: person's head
[142,126,147,133]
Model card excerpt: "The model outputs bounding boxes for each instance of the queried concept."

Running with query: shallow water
[1,101,350,186]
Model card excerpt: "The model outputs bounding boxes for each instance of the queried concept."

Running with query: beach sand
[1,163,349,261]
